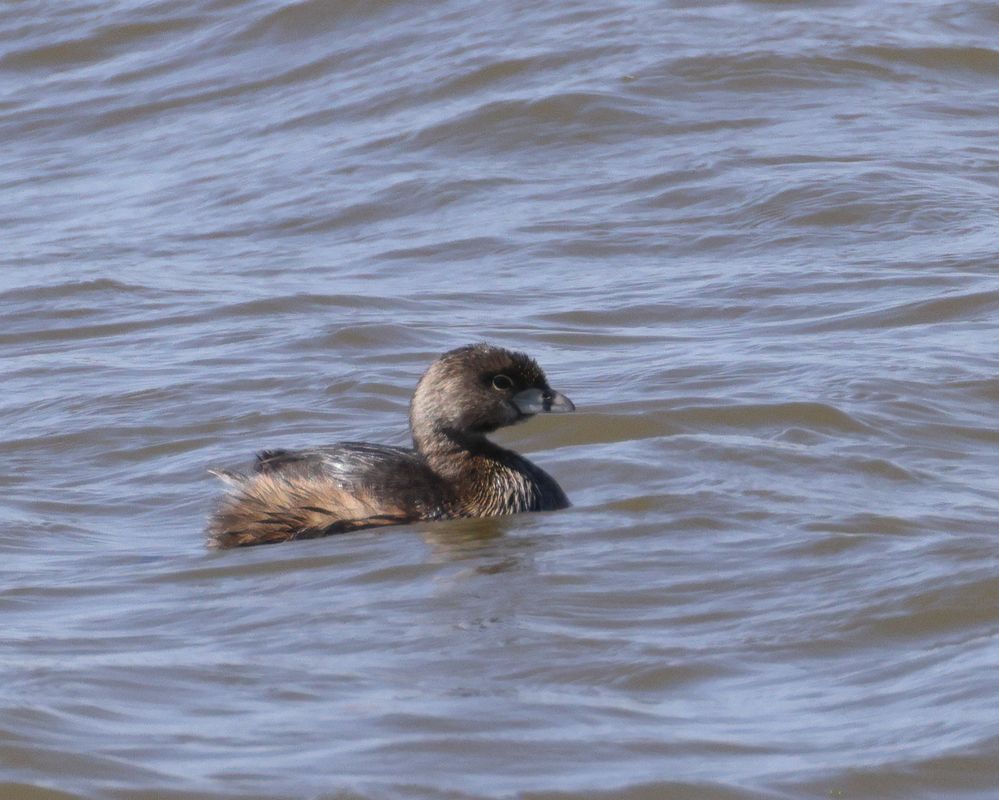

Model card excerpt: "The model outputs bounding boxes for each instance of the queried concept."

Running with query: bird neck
[412,422,545,516]
[412,421,500,475]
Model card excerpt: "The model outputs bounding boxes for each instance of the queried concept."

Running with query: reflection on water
[2,0,998,798]
[421,516,519,558]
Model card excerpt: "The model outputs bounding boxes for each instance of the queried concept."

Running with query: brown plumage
[207,344,575,548]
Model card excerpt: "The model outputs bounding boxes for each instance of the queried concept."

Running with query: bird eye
[491,374,514,391]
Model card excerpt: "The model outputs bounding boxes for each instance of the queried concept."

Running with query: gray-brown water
[2,1,998,798]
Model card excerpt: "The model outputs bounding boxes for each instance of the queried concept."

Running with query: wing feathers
[207,473,412,549]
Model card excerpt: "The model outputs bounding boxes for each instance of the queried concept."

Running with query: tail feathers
[207,473,411,549]
[207,468,248,488]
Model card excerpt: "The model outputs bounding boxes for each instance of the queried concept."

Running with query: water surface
[2,1,998,798]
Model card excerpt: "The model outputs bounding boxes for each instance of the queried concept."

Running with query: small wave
[656,51,901,91]
[0,16,198,71]
[0,279,154,303]
[851,44,999,77]
[777,735,999,799]
[803,513,921,536]
[799,288,999,332]
[856,574,999,639]
[406,92,662,153]
[670,401,872,435]
[233,0,407,45]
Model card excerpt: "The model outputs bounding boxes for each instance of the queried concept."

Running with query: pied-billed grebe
[207,343,574,548]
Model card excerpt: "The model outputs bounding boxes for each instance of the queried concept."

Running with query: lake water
[2,1,998,798]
